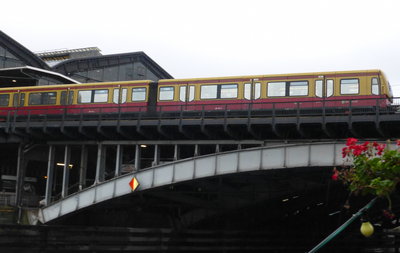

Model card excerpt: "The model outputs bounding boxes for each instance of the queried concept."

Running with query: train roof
[0,80,155,92]
[158,69,383,84]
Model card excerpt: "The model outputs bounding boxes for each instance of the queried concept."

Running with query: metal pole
[308,198,377,253]
[173,144,180,161]
[153,144,160,166]
[95,144,106,184]
[79,145,88,190]
[44,145,55,205]
[134,145,141,171]
[115,144,122,177]
[15,144,26,224]
[61,145,71,198]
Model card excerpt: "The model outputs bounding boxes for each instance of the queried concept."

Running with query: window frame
[340,78,359,95]
[288,81,309,96]
[200,83,238,100]
[159,86,175,101]
[77,89,109,104]
[0,94,10,106]
[132,87,147,102]
[371,77,380,95]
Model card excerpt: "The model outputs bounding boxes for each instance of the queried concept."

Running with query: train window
[268,82,286,97]
[189,86,195,101]
[315,80,323,98]
[0,94,10,106]
[29,93,41,105]
[255,82,261,99]
[121,89,127,103]
[93,90,108,103]
[220,84,237,98]
[244,83,251,100]
[78,91,92,103]
[113,89,119,104]
[159,87,174,101]
[201,85,218,99]
[340,79,359,94]
[289,81,308,96]
[179,86,186,102]
[68,91,74,105]
[132,88,146,101]
[327,79,333,97]
[60,91,67,105]
[371,77,379,95]
[20,93,25,107]
[13,94,18,107]
[29,92,57,105]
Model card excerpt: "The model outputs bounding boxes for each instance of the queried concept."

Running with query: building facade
[0,30,173,88]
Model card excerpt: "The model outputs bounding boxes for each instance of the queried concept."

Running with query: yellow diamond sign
[129,177,139,191]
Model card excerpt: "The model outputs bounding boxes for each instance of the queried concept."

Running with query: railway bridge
[1,99,400,251]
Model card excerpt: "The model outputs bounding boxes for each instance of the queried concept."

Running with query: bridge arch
[39,142,347,224]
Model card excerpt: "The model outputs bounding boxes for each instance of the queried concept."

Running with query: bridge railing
[1,96,399,124]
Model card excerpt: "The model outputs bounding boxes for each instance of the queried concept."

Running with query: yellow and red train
[0,69,393,118]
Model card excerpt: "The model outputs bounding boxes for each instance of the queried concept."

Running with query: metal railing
[1,97,399,125]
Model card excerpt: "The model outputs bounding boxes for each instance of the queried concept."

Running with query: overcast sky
[2,0,400,95]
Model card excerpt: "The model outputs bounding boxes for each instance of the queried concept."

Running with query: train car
[0,69,393,121]
[0,80,155,119]
[156,69,392,113]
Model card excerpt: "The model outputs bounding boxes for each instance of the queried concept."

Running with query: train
[0,69,394,119]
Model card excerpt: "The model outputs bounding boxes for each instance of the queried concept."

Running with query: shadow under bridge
[38,142,347,224]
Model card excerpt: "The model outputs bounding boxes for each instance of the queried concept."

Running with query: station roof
[0,66,80,88]
[0,30,50,70]
[53,51,173,80]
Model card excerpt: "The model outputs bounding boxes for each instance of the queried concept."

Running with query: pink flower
[342,147,350,158]
[396,140,400,146]
[377,144,386,155]
[332,169,339,181]
[346,138,358,146]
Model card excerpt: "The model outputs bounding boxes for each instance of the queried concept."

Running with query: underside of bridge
[46,167,392,251]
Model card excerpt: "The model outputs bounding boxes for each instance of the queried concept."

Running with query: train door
[12,91,25,116]
[113,86,127,113]
[179,84,195,111]
[244,79,261,109]
[315,79,333,98]
[315,79,334,108]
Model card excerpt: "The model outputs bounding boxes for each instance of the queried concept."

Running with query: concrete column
[95,144,106,184]
[215,144,220,153]
[152,144,160,166]
[194,144,199,156]
[134,145,141,171]
[173,144,180,161]
[61,145,71,198]
[79,145,88,190]
[114,144,123,177]
[44,145,55,205]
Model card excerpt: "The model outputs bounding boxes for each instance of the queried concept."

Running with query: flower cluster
[341,138,387,158]
[334,138,400,210]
